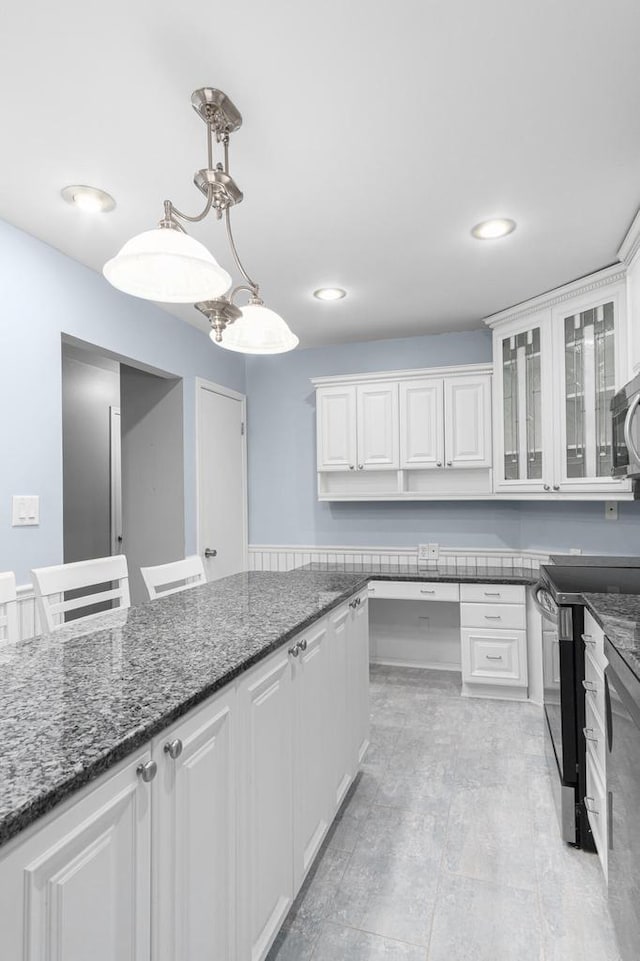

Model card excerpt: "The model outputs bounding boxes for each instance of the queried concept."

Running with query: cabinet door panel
[316,386,357,471]
[238,649,294,961]
[293,619,331,889]
[20,753,151,961]
[399,379,444,468]
[356,383,399,468]
[461,628,527,686]
[328,606,354,811]
[349,596,371,767]
[153,689,235,961]
[444,376,492,468]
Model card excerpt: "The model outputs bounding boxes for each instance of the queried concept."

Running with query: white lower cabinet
[460,585,528,698]
[0,593,369,961]
[237,645,295,961]
[0,750,152,961]
[153,687,236,961]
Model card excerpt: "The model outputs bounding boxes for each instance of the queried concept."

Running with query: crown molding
[310,362,493,387]
[483,264,626,329]
[617,206,640,266]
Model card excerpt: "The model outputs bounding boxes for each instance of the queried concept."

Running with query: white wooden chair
[0,572,19,644]
[31,555,131,633]
[140,555,206,601]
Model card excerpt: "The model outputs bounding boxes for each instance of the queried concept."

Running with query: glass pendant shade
[103,228,232,303]
[215,303,299,354]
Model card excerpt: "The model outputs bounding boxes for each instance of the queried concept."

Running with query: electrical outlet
[605,502,618,521]
[428,543,439,560]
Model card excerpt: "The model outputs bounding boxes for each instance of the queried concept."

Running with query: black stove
[534,557,640,849]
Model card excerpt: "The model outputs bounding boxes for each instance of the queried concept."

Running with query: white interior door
[197,380,248,581]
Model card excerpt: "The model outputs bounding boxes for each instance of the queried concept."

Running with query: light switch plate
[12,495,39,526]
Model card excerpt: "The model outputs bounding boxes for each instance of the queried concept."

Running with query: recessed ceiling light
[314,287,347,301]
[61,185,116,214]
[471,218,516,240]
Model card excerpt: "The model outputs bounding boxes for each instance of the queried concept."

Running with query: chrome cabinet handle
[356,597,362,606]
[164,738,183,760]
[553,485,560,491]
[543,484,551,491]
[349,465,355,470]
[204,548,217,558]
[349,600,357,609]
[583,727,598,743]
[358,464,364,470]
[446,460,452,466]
[298,639,307,651]
[421,588,436,594]
[436,461,442,467]
[486,654,503,660]
[288,644,300,657]
[584,796,599,816]
[582,680,598,693]
[484,615,502,620]
[137,759,157,783]
[484,592,501,597]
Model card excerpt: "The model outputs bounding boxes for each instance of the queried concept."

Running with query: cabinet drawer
[460,602,526,630]
[582,610,607,673]
[585,746,607,878]
[461,629,527,686]
[367,581,460,602]
[459,584,525,605]
[584,695,606,779]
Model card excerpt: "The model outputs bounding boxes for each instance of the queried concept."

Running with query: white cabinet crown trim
[618,206,640,265]
[483,264,626,329]
[311,362,493,387]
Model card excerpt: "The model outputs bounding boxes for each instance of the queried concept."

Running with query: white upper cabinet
[316,385,357,471]
[486,265,632,498]
[400,379,444,468]
[356,382,399,469]
[444,375,492,468]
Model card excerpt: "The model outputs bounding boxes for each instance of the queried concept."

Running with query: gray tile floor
[267,665,622,961]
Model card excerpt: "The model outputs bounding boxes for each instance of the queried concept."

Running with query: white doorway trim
[195,377,249,571]
[109,406,122,556]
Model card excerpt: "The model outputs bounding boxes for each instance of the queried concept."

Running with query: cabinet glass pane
[563,302,615,478]
[501,328,542,480]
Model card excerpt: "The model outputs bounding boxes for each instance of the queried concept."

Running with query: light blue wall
[0,219,245,583]
[245,332,640,554]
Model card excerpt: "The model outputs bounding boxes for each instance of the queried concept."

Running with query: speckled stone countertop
[299,562,537,585]
[0,570,367,850]
[584,592,640,683]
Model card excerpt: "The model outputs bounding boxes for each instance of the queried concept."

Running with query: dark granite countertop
[583,592,640,684]
[551,555,640,568]
[298,562,537,585]
[0,570,367,850]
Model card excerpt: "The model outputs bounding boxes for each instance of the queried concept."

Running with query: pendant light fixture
[103,88,298,353]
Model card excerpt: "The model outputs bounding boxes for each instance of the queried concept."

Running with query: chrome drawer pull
[298,639,308,651]
[583,727,598,744]
[420,589,436,594]
[484,615,502,620]
[582,634,596,646]
[584,796,599,816]
[582,680,598,693]
[484,592,501,597]
[486,654,503,660]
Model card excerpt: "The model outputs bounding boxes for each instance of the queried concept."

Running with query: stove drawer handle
[582,680,598,694]
[584,796,599,816]
[581,634,596,646]
[583,727,598,744]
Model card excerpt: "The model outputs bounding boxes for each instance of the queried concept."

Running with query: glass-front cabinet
[553,289,627,492]
[490,266,631,496]
[494,312,553,492]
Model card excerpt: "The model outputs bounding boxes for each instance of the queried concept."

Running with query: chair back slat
[0,572,18,644]
[140,556,206,601]
[31,556,130,633]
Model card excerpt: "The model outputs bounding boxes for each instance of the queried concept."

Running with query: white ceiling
[1,0,640,348]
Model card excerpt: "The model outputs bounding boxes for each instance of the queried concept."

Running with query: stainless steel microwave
[612,372,640,478]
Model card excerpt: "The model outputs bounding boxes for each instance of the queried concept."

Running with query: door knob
[204,548,218,558]
[136,760,157,783]
[163,738,183,760]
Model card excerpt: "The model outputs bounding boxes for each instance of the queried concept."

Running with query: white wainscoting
[247,545,549,574]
